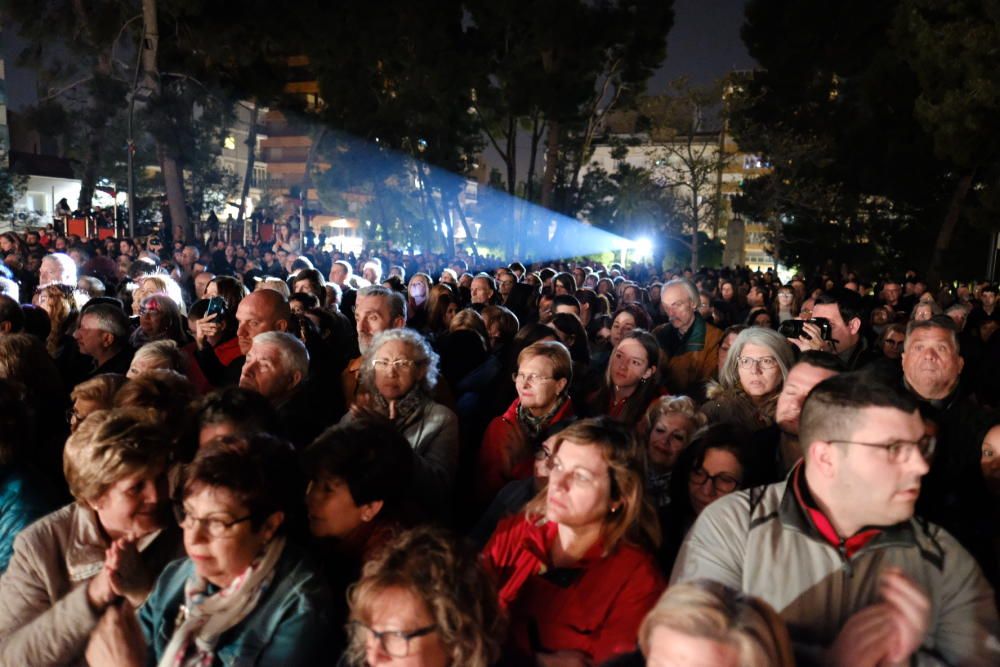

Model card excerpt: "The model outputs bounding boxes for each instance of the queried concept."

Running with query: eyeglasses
[352,621,437,658]
[512,372,554,384]
[690,467,740,493]
[173,504,253,537]
[373,358,420,371]
[883,338,904,348]
[547,455,603,488]
[827,436,936,464]
[736,356,779,371]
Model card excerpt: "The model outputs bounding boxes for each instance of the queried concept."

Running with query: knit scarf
[516,396,566,439]
[371,386,426,424]
[158,536,285,667]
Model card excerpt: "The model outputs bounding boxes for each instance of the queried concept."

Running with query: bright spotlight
[634,237,654,259]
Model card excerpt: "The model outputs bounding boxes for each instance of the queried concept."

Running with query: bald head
[235,289,292,355]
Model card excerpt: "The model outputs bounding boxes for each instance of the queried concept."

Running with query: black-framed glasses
[689,467,740,493]
[173,503,253,538]
[827,436,935,464]
[351,621,437,658]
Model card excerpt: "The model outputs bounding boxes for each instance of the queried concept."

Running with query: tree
[0,150,28,220]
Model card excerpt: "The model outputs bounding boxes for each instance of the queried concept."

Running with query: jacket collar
[66,504,162,582]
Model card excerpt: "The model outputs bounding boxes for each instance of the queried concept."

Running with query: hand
[824,603,894,667]
[106,536,152,608]
[788,321,826,352]
[536,650,592,667]
[879,567,931,666]
[86,565,118,611]
[195,313,222,348]
[85,601,146,667]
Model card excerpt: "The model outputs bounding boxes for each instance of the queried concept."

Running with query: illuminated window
[224,136,236,150]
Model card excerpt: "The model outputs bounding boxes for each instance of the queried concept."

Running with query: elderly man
[342,285,406,404]
[328,259,358,322]
[38,253,77,288]
[653,278,722,398]
[470,273,497,307]
[672,374,999,666]
[73,302,133,378]
[239,331,339,448]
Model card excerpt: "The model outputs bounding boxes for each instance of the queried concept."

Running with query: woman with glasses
[658,423,752,573]
[482,417,664,666]
[86,435,330,667]
[0,409,180,667]
[478,342,576,505]
[701,327,795,433]
[130,293,189,350]
[342,525,503,667]
[344,328,459,520]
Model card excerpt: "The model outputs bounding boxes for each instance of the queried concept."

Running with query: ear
[957,354,965,375]
[100,331,115,349]
[290,370,304,388]
[275,319,289,333]
[808,440,838,479]
[555,377,569,396]
[391,316,406,329]
[641,365,655,381]
[359,499,384,522]
[258,511,285,543]
[847,317,862,336]
[0,321,10,334]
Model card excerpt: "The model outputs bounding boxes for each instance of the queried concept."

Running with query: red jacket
[477,398,575,504]
[482,514,664,665]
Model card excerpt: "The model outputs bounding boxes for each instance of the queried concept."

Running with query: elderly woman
[701,327,795,433]
[130,293,188,349]
[0,409,179,667]
[478,341,576,504]
[69,373,127,433]
[587,330,662,427]
[127,340,186,379]
[625,580,794,667]
[482,417,664,665]
[131,273,185,316]
[640,395,706,508]
[343,526,503,667]
[345,328,460,519]
[86,436,331,667]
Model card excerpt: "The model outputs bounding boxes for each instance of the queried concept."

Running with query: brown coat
[656,321,724,398]
[0,503,180,667]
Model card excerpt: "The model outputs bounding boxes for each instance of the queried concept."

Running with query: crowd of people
[0,222,997,666]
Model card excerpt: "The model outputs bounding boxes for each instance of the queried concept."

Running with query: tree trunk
[141,0,191,241]
[927,169,975,285]
[690,193,700,273]
[452,193,478,260]
[540,120,560,211]
[235,101,259,235]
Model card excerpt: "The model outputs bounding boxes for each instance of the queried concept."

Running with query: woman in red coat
[478,341,576,504]
[481,417,664,666]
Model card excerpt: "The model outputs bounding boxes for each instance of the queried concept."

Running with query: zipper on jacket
[838,540,852,577]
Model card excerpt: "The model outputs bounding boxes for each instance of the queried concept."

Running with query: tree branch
[37,76,95,103]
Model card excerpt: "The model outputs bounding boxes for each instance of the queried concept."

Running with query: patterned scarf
[158,536,285,667]
[516,396,567,439]
[371,386,426,424]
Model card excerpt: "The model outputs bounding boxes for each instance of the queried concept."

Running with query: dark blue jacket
[0,464,58,573]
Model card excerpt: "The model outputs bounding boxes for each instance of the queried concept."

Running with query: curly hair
[345,526,504,667]
[360,328,441,393]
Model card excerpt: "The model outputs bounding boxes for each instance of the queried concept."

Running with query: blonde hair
[71,374,127,408]
[131,340,187,375]
[525,417,660,553]
[639,395,706,443]
[639,580,794,667]
[517,341,573,387]
[63,408,169,504]
[346,526,504,667]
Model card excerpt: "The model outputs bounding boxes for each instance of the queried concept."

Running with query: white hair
[252,331,310,379]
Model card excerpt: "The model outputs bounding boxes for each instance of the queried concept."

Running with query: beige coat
[0,503,180,667]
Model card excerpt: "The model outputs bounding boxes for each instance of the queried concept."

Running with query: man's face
[239,342,299,401]
[25,233,39,246]
[882,283,901,305]
[811,302,858,353]
[902,326,963,400]
[355,294,398,352]
[498,274,516,297]
[181,247,198,267]
[330,264,347,285]
[983,290,997,308]
[470,278,493,304]
[39,258,64,285]
[74,314,112,358]
[823,406,929,530]
[882,330,906,360]
[746,286,765,307]
[234,293,287,355]
[661,285,696,331]
[775,363,839,435]
[194,273,214,300]
[537,296,555,324]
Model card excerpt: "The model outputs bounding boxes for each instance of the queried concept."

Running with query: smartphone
[205,296,227,319]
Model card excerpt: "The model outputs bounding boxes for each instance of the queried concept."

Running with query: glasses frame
[736,355,779,371]
[512,372,555,384]
[689,467,740,494]
[173,503,254,537]
[826,436,936,463]
[352,621,437,658]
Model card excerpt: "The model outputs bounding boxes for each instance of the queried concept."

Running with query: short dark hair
[194,387,280,436]
[799,373,918,449]
[303,418,413,512]
[0,296,24,332]
[814,288,863,325]
[905,315,959,350]
[795,351,847,374]
[981,284,998,296]
[552,293,581,312]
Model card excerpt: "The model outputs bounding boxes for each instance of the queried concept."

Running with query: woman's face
[138,298,167,336]
[90,466,168,541]
[595,325,612,348]
[0,237,11,252]
[751,312,773,329]
[609,338,653,390]
[546,438,614,530]
[442,303,458,328]
[736,342,782,398]
[70,397,102,433]
[554,281,570,296]
[182,484,280,588]
[646,626,740,667]
[516,355,566,417]
[610,312,637,347]
[306,475,371,539]
[409,279,428,305]
[914,304,933,321]
[373,339,423,401]
[777,289,793,306]
[688,448,743,515]
[361,586,450,667]
[37,288,64,317]
[132,279,160,315]
[127,355,167,378]
[720,283,734,301]
[648,413,695,472]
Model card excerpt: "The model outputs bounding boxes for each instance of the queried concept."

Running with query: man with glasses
[73,301,134,379]
[672,373,999,666]
[654,278,723,399]
[342,285,406,405]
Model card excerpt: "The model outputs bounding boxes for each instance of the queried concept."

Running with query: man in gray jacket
[672,373,1000,666]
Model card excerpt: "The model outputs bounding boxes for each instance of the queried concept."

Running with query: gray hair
[360,328,440,393]
[358,285,407,322]
[81,303,130,340]
[251,331,310,380]
[719,327,795,393]
[42,253,78,287]
[662,278,699,305]
[132,340,185,373]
